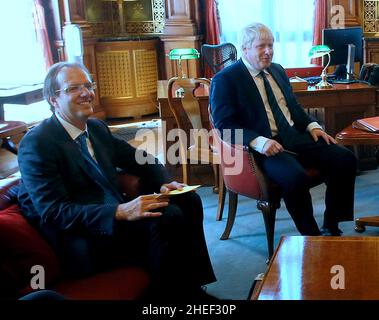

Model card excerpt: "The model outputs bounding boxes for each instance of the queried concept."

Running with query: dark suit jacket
[210,59,316,146]
[18,115,167,243]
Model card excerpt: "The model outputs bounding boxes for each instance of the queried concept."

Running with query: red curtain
[204,0,221,78]
[312,0,328,66]
[32,0,53,71]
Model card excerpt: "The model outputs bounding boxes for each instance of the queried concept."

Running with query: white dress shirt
[55,112,97,161]
[241,57,322,153]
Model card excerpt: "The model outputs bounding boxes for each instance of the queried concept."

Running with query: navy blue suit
[210,59,357,234]
[18,115,215,293]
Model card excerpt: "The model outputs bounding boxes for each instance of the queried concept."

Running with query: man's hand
[310,128,337,145]
[160,181,186,194]
[115,194,169,221]
[262,139,284,156]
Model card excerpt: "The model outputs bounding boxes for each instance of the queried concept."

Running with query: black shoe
[320,226,343,236]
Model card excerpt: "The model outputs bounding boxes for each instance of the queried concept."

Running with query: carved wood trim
[164,0,198,35]
[327,0,361,27]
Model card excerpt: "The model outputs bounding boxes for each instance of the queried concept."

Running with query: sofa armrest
[0,177,20,210]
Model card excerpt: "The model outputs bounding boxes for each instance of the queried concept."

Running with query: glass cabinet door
[85,0,165,36]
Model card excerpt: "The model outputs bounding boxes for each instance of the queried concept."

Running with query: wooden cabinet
[362,0,379,64]
[56,0,165,119]
[363,38,379,64]
[95,39,159,118]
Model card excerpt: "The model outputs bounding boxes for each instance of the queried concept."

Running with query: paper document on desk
[156,185,201,198]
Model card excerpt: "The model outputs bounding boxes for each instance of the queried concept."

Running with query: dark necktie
[259,71,297,146]
[76,133,121,204]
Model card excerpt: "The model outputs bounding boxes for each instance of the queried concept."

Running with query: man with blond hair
[210,22,357,236]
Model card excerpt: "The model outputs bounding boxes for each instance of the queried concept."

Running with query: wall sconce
[168,48,200,79]
[308,45,334,89]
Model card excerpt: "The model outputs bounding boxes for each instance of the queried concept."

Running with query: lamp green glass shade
[308,45,332,58]
[169,48,200,60]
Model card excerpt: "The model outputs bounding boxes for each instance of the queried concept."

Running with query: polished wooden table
[0,84,44,120]
[294,83,378,136]
[254,236,379,300]
[336,124,379,231]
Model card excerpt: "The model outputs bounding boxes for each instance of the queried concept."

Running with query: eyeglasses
[55,82,97,95]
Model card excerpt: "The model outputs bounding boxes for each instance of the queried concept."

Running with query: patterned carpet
[200,168,379,300]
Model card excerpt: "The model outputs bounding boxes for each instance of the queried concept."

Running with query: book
[352,116,379,133]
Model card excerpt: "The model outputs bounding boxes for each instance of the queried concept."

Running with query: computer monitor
[322,27,363,78]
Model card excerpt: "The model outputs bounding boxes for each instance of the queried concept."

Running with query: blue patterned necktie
[76,133,121,204]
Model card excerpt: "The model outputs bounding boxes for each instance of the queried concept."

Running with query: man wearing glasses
[17,62,216,301]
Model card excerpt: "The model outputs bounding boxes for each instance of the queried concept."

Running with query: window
[0,1,50,123]
[217,0,315,67]
[0,1,46,84]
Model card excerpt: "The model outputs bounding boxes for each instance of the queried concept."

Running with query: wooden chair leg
[257,200,277,261]
[216,167,226,221]
[182,162,190,185]
[1,137,18,155]
[216,171,226,221]
[220,190,238,240]
[212,164,219,193]
[355,215,379,232]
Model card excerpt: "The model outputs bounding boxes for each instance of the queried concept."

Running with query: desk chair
[0,121,28,154]
[167,77,225,220]
[209,112,324,260]
[336,124,379,232]
[201,43,237,75]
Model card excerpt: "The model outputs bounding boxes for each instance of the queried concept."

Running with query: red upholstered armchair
[209,112,323,260]
[0,174,150,300]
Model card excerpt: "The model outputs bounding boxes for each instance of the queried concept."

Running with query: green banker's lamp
[308,45,334,89]
[168,48,200,79]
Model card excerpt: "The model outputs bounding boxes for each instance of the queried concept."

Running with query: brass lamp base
[315,80,333,89]
[315,69,333,89]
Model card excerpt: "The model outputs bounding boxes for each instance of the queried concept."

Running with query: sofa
[0,174,150,300]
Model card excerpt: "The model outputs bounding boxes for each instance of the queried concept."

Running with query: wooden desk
[295,83,378,136]
[336,124,379,231]
[0,84,44,120]
[254,236,379,300]
[158,80,379,168]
